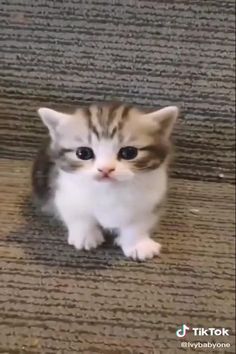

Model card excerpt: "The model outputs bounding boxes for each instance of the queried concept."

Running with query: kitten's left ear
[143,106,179,138]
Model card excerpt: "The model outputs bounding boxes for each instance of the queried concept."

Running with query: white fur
[37,105,178,260]
[54,165,167,260]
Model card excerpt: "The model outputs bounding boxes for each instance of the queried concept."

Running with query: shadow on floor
[6,195,128,272]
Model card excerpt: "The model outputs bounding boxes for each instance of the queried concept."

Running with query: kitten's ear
[37,108,70,140]
[143,106,179,138]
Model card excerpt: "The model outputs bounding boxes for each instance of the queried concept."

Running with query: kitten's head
[38,103,178,182]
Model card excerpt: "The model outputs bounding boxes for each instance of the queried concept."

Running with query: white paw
[68,229,104,251]
[122,238,161,261]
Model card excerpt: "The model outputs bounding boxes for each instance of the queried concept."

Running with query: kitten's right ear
[37,108,70,140]
[142,106,179,138]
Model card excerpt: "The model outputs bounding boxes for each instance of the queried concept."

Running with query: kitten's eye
[76,147,94,160]
[118,146,138,160]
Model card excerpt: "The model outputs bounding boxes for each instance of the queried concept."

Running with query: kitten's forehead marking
[58,104,159,152]
[78,107,99,142]
[107,102,122,126]
[81,103,133,142]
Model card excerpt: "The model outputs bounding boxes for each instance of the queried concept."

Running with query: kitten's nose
[97,167,115,175]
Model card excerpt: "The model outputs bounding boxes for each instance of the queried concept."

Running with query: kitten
[32,102,178,261]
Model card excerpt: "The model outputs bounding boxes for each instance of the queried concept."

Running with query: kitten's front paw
[121,238,161,261]
[68,229,104,251]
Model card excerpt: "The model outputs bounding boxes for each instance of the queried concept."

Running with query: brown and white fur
[32,102,178,261]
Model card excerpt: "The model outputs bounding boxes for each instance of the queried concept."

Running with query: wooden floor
[0,0,235,353]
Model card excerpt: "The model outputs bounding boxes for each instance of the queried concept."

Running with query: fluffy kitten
[32,102,178,261]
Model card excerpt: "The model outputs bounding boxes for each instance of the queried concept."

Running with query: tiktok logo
[176,324,190,338]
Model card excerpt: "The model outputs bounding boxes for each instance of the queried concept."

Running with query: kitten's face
[38,103,178,182]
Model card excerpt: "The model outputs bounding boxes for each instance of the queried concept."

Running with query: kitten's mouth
[95,174,115,182]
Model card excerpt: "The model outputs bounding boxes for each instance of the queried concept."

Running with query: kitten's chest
[92,183,149,227]
[57,174,134,204]
[56,172,166,228]
[82,181,145,211]
[57,178,148,222]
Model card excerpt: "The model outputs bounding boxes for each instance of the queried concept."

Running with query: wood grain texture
[0,0,235,182]
[0,160,235,353]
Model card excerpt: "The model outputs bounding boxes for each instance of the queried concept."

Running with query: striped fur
[34,102,177,178]
[32,102,178,260]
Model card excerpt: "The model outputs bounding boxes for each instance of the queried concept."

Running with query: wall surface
[0,0,235,182]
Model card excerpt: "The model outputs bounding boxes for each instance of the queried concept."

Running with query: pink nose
[97,167,115,175]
